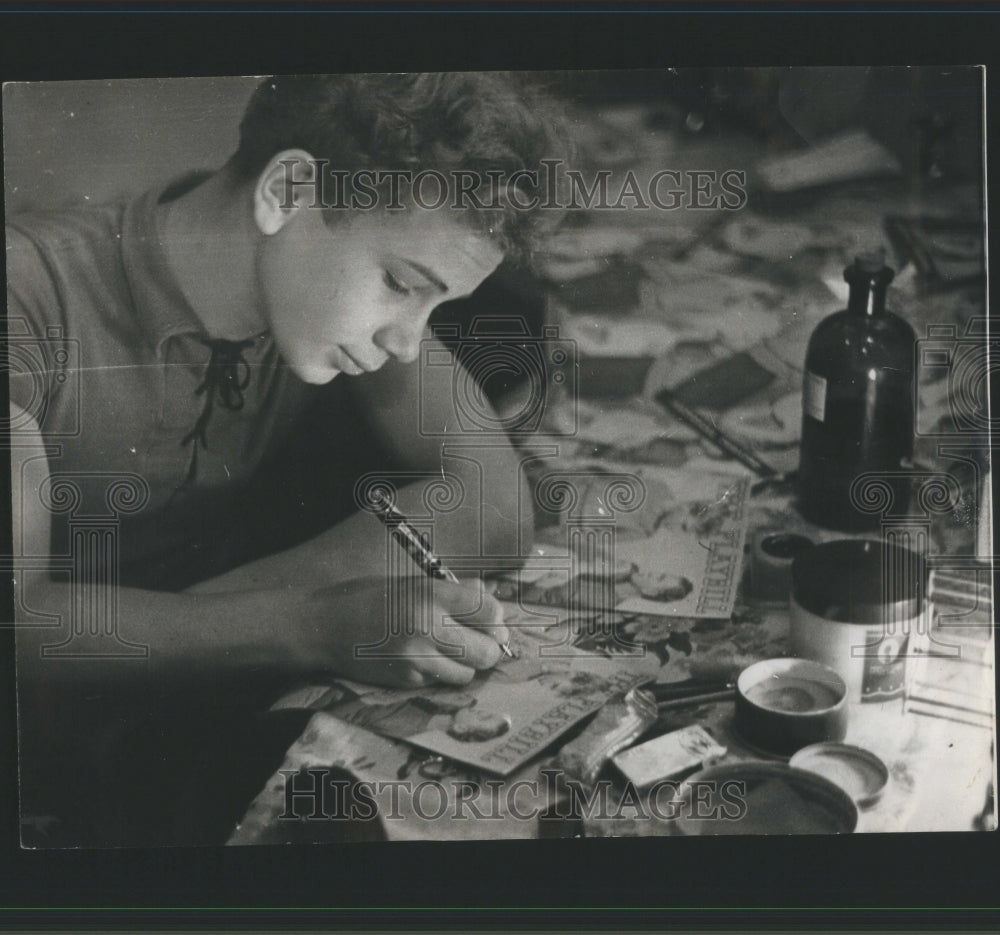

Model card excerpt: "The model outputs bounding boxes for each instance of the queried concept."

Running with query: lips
[333,347,366,375]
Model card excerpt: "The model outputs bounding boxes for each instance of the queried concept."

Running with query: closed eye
[382,269,412,296]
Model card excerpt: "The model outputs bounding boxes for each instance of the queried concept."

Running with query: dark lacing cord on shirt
[174,337,254,492]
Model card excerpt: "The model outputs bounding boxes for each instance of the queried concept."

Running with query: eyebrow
[400,259,448,294]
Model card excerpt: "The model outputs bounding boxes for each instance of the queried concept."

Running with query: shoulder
[7,201,127,311]
[8,201,125,251]
[7,202,126,289]
[6,202,131,414]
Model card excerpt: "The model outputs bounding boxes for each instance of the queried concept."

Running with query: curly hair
[229,72,569,262]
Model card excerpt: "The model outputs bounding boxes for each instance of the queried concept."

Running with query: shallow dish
[789,742,889,808]
[671,760,858,835]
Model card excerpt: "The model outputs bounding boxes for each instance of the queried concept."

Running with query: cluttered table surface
[230,106,993,843]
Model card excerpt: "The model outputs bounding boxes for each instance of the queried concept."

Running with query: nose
[373,317,425,365]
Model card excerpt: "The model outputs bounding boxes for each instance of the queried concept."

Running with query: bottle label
[803,371,827,422]
[861,629,908,702]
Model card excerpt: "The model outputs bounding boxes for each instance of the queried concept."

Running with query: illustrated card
[328,625,658,774]
[494,467,752,618]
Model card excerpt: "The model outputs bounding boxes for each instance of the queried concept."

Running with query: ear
[253,148,321,236]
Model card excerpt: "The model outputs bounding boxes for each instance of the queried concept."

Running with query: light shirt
[6,176,322,589]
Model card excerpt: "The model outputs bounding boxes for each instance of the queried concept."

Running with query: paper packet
[553,687,658,786]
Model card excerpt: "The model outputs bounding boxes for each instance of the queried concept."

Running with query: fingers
[476,593,511,650]
[434,581,510,650]
[356,579,513,688]
[401,643,476,686]
[388,665,427,689]
[432,617,502,671]
[406,594,505,672]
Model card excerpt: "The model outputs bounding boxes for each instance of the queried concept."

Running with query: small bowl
[671,761,858,835]
[735,658,848,757]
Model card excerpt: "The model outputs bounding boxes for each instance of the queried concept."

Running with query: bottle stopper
[846,248,894,286]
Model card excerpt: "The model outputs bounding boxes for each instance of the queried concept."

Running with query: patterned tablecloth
[230,464,993,843]
[231,168,994,844]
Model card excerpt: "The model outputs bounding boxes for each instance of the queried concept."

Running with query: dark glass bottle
[798,251,916,530]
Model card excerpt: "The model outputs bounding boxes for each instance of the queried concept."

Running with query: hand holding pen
[370,489,514,661]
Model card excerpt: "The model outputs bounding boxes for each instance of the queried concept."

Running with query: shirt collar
[121,173,212,354]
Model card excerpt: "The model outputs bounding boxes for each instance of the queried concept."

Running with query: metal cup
[790,538,926,704]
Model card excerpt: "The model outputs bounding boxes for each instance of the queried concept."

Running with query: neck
[157,168,267,341]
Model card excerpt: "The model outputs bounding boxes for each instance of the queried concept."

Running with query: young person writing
[7,72,565,844]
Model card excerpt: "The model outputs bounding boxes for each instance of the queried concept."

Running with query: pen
[648,677,735,702]
[655,688,737,711]
[654,388,778,478]
[369,489,513,658]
